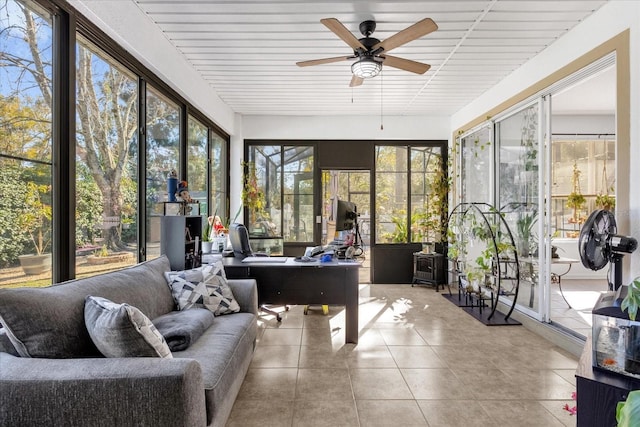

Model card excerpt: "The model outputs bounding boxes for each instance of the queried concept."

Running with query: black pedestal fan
[579,209,638,290]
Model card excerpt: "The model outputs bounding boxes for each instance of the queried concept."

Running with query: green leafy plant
[595,192,616,211]
[516,210,538,256]
[17,182,52,255]
[617,390,640,427]
[566,162,586,223]
[566,192,586,210]
[621,277,640,321]
[383,210,408,243]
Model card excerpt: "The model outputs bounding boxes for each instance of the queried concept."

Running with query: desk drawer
[287,267,345,303]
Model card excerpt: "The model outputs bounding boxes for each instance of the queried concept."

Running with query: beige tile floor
[227,284,579,427]
[550,279,606,338]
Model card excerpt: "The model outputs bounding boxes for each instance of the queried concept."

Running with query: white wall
[452,1,640,280]
[242,115,450,141]
[70,0,236,134]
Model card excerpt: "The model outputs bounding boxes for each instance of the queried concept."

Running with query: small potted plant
[202,218,213,253]
[620,276,640,374]
[17,182,52,275]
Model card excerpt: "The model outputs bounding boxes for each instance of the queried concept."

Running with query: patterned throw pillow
[164,260,240,316]
[84,296,173,358]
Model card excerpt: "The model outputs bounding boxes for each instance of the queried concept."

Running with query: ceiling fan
[296,17,437,87]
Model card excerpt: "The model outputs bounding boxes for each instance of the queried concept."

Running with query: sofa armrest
[0,352,206,427]
[228,279,258,315]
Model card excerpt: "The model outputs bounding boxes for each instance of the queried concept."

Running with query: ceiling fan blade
[321,18,366,51]
[296,56,352,67]
[373,18,438,53]
[381,55,431,74]
[349,75,363,87]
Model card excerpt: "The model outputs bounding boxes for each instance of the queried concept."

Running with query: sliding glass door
[495,100,547,320]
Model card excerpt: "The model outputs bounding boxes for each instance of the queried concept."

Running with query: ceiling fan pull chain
[380,69,384,130]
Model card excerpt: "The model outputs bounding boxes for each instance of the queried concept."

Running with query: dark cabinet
[412,252,446,290]
[160,215,203,270]
[576,337,640,427]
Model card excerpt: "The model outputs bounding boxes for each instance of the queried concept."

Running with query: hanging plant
[566,162,586,224]
[595,192,616,211]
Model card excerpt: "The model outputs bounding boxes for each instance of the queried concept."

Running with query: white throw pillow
[165,260,240,316]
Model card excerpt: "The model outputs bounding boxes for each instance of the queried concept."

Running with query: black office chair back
[228,223,253,259]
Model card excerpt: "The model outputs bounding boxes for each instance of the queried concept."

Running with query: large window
[245,144,315,243]
[410,146,445,243]
[0,0,229,288]
[246,145,282,237]
[75,36,138,275]
[187,116,207,210]
[145,87,180,258]
[375,146,408,243]
[375,144,447,245]
[551,138,615,237]
[0,0,53,286]
[496,103,540,311]
[460,125,492,205]
[283,146,313,243]
[210,131,227,224]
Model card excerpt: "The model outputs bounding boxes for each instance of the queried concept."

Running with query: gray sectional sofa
[0,256,258,427]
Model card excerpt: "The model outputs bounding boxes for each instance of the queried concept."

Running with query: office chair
[228,223,288,322]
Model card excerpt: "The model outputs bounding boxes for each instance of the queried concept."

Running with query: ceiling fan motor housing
[359,20,376,37]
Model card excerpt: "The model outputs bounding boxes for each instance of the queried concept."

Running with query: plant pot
[625,325,640,375]
[18,253,52,275]
[202,241,213,253]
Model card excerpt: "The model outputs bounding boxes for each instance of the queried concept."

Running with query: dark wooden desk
[576,337,640,426]
[222,257,360,344]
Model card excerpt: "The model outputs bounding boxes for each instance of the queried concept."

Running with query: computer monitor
[335,199,357,231]
[228,223,253,259]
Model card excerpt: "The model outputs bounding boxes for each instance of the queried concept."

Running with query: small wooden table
[550,257,580,308]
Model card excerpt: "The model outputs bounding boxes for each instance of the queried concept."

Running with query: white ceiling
[132,0,608,117]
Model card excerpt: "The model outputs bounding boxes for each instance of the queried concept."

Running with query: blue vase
[167,177,178,202]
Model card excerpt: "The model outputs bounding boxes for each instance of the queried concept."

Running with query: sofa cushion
[165,261,240,316]
[152,308,215,352]
[173,312,257,425]
[85,296,172,358]
[0,256,174,358]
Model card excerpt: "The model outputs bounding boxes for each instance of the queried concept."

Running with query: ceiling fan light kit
[351,57,382,79]
[296,17,437,86]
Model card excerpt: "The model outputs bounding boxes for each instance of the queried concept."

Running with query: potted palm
[17,182,52,275]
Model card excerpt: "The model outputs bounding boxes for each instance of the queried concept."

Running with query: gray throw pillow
[84,296,173,358]
[165,260,240,316]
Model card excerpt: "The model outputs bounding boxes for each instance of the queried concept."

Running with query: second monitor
[335,199,357,231]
